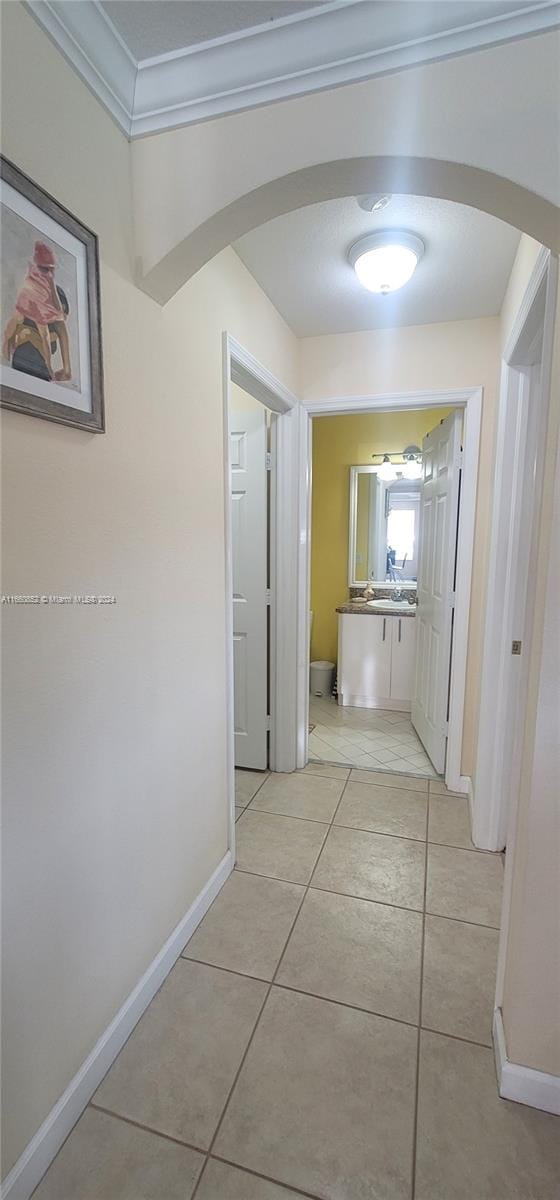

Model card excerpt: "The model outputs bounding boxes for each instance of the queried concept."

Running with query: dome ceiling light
[349,231,425,295]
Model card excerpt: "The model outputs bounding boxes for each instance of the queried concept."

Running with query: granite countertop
[336,603,416,617]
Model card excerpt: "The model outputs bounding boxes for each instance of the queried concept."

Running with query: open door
[230,403,268,769]
[412,409,462,774]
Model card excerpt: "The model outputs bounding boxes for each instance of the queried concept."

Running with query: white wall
[1,3,298,1178]
[496,237,560,1077]
[299,317,500,777]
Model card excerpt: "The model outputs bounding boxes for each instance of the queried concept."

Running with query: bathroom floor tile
[426,844,503,927]
[235,810,328,884]
[183,869,303,980]
[235,769,268,807]
[33,1107,204,1200]
[94,960,267,1149]
[215,987,417,1200]
[421,915,499,1045]
[308,698,438,777]
[415,1031,560,1200]
[277,888,422,1023]
[335,780,427,840]
[311,825,426,910]
[249,771,343,822]
[428,794,474,848]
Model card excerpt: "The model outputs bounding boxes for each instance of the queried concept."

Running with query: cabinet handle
[398,619,402,643]
[382,618,386,641]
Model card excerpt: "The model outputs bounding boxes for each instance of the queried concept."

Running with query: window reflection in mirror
[349,465,421,586]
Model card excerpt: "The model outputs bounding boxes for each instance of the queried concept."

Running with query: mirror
[349,465,421,586]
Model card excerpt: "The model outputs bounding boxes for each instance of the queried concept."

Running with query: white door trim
[473,247,557,851]
[301,386,482,791]
[222,335,302,851]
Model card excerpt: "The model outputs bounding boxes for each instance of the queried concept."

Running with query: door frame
[473,247,558,852]
[222,334,303,853]
[300,386,483,792]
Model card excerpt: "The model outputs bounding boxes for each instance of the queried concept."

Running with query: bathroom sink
[367,599,417,612]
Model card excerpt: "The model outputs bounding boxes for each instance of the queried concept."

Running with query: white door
[230,405,268,769]
[412,410,462,773]
[390,616,417,707]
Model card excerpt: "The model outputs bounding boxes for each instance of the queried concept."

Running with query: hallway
[34,766,558,1200]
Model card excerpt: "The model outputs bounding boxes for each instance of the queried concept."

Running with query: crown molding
[24,0,560,140]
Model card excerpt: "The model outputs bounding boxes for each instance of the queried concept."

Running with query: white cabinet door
[412,410,462,773]
[230,405,268,770]
[390,617,417,706]
[338,614,391,706]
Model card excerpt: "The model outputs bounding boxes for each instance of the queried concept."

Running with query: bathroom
[309,405,465,779]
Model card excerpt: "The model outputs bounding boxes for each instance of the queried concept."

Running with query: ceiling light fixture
[349,231,424,294]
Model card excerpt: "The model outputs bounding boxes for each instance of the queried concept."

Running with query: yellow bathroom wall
[310,409,451,663]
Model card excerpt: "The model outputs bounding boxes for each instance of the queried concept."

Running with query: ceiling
[234,195,521,336]
[100,1,328,60]
[27,1,558,136]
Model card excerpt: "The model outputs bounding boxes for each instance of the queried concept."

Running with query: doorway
[299,387,482,793]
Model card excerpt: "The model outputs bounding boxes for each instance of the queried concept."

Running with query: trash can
[310,660,335,697]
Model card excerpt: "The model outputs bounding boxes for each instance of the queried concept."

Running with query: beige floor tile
[235,769,268,807]
[311,825,426,910]
[426,844,503,926]
[415,1031,560,1200]
[215,987,417,1200]
[429,778,464,797]
[196,1160,304,1199]
[422,915,499,1045]
[350,768,429,792]
[429,795,474,848]
[277,888,422,1023]
[301,762,350,781]
[250,771,343,822]
[33,1107,204,1200]
[235,810,328,884]
[335,780,427,841]
[235,806,245,821]
[183,870,303,980]
[94,960,267,1149]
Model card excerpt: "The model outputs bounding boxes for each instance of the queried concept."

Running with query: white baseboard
[493,1007,560,1116]
[1,851,233,1200]
[444,770,471,796]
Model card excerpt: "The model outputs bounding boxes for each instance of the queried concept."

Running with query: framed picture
[1,157,104,432]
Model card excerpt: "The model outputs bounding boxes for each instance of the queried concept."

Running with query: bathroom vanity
[337,606,417,711]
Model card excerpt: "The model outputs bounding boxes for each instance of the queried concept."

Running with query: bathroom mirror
[348,465,421,587]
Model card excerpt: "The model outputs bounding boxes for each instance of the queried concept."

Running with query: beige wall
[1,4,297,1176]
[300,318,500,776]
[497,236,560,1076]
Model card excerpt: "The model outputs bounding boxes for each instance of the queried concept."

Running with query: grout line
[410,781,430,1200]
[191,768,355,1199]
[88,1103,207,1155]
[235,770,271,808]
[208,1153,328,1200]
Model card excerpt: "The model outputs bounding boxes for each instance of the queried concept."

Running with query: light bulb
[377,455,397,482]
[403,455,422,480]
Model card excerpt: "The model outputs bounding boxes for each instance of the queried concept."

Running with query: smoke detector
[357,194,392,214]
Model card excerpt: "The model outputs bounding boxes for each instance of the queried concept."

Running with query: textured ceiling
[234,195,521,337]
[101,1,328,60]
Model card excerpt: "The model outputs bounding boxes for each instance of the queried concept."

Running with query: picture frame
[1,156,105,432]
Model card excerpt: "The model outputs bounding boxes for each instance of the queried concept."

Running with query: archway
[139,156,560,305]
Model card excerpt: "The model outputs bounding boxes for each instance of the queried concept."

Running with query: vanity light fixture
[349,231,425,294]
[377,454,398,482]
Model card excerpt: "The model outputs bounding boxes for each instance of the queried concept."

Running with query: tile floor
[34,766,559,1200]
[309,694,437,776]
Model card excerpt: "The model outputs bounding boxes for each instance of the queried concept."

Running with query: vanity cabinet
[337,613,416,711]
